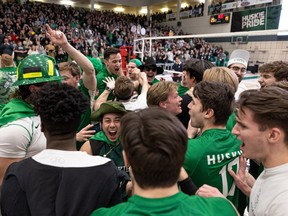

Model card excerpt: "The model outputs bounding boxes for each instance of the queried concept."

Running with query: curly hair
[32,82,89,135]
[259,61,288,82]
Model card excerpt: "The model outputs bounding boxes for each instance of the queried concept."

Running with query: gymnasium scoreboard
[210,13,230,24]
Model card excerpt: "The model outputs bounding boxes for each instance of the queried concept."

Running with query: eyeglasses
[231,66,246,74]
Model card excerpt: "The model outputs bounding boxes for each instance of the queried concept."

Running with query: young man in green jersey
[90,107,239,216]
[183,81,242,207]
[46,24,97,150]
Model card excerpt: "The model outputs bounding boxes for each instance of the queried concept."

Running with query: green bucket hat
[12,54,62,86]
[91,101,127,122]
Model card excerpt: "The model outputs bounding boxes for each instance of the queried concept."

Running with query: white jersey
[0,116,46,158]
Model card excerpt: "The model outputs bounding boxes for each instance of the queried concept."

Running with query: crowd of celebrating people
[0,0,228,66]
[0,1,288,216]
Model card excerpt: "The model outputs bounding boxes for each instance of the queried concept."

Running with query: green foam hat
[12,54,62,86]
[91,101,127,122]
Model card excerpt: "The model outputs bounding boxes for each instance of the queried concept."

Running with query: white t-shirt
[234,81,248,101]
[249,163,288,216]
[122,92,148,111]
[0,116,46,158]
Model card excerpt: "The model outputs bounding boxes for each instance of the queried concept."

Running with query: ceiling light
[161,7,168,12]
[140,7,147,14]
[181,3,188,8]
[94,4,101,9]
[60,0,74,6]
[114,7,124,12]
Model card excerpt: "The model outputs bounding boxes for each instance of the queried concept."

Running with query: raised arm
[46,24,96,91]
[93,77,115,111]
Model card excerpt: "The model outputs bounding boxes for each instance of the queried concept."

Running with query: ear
[103,59,108,66]
[190,77,197,87]
[204,108,214,119]
[75,75,80,82]
[122,150,130,167]
[29,85,39,93]
[268,128,282,144]
[159,101,167,109]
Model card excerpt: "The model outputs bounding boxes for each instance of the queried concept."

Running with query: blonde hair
[203,67,238,93]
[147,81,178,106]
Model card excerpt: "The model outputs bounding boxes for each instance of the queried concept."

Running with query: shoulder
[90,200,128,216]
[185,196,238,215]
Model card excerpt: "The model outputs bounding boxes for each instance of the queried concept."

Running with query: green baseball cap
[129,59,142,67]
[91,101,127,122]
[12,54,62,86]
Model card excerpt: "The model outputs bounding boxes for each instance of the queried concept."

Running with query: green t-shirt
[96,66,118,101]
[0,67,17,110]
[226,111,237,131]
[177,83,189,96]
[183,128,242,207]
[149,78,159,85]
[76,79,92,150]
[90,191,238,216]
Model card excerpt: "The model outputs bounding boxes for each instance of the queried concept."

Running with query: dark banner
[266,5,282,30]
[231,5,281,32]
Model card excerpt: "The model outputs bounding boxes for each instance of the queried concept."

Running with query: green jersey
[90,191,238,216]
[226,111,237,131]
[0,67,17,110]
[183,128,242,207]
[96,67,118,101]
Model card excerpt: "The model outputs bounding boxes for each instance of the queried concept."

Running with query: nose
[258,77,263,83]
[109,121,116,127]
[188,101,192,109]
[231,123,239,136]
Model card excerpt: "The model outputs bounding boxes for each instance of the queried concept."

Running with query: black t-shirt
[1,151,123,216]
[177,94,192,128]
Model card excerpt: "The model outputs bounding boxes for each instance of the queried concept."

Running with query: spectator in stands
[1,83,123,216]
[90,108,239,216]
[0,54,17,111]
[0,38,13,56]
[14,41,28,65]
[258,61,288,88]
[172,55,183,72]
